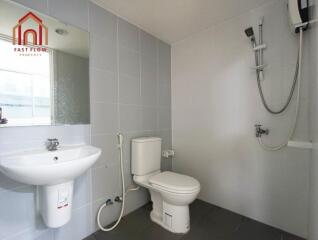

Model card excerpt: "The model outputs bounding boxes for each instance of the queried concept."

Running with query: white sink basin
[0,145,101,185]
[0,144,102,228]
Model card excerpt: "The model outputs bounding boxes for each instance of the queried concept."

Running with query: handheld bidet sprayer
[117,133,123,148]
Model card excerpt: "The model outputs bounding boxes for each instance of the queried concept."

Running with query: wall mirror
[0,0,90,127]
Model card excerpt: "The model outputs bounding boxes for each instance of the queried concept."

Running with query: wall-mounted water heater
[288,0,309,33]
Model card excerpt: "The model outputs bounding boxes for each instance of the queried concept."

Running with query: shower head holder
[253,44,267,51]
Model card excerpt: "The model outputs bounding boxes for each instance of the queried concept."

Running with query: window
[0,38,51,126]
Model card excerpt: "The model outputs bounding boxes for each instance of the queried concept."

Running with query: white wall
[172,0,310,237]
[308,1,318,239]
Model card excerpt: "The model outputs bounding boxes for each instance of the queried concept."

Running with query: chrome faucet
[255,124,269,138]
[46,138,59,151]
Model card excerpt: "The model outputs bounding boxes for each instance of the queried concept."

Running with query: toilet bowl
[131,137,200,234]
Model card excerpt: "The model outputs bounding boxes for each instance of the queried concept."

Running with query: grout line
[118,43,140,54]
[91,101,118,105]
[156,39,159,132]
[46,0,49,14]
[119,103,156,107]
[2,226,35,240]
[0,184,33,197]
[91,129,166,138]
[87,4,93,216]
[90,66,117,75]
[89,0,171,45]
[139,28,143,107]
[116,16,121,133]
[71,201,92,212]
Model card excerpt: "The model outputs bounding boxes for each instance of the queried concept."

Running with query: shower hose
[255,28,303,151]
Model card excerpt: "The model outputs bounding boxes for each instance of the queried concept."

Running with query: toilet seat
[149,171,200,194]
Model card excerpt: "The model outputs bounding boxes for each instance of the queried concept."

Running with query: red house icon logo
[12,12,48,46]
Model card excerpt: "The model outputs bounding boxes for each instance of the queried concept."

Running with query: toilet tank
[132,137,162,176]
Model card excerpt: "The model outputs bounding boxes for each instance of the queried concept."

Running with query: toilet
[131,137,200,234]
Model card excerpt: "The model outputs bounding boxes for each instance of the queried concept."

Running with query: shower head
[244,27,256,46]
[244,27,255,38]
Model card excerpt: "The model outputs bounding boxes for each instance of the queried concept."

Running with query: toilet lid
[149,171,200,194]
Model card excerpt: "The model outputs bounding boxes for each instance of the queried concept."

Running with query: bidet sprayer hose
[97,133,125,231]
[97,134,140,231]
[257,28,303,151]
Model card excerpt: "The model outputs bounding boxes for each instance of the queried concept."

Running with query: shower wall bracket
[253,44,267,51]
[252,64,267,71]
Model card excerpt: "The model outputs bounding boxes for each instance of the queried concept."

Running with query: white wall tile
[5,226,53,240]
[72,170,92,210]
[142,106,157,131]
[0,172,26,193]
[118,18,139,51]
[119,47,140,78]
[0,187,35,239]
[119,105,142,133]
[123,188,149,215]
[157,40,171,107]
[12,0,48,13]
[91,165,120,201]
[90,68,118,104]
[48,0,88,30]
[119,74,141,105]
[91,134,118,168]
[158,40,171,82]
[90,35,117,72]
[89,2,117,40]
[157,83,171,107]
[141,55,157,106]
[172,0,309,237]
[91,103,118,135]
[157,107,171,130]
[140,30,156,59]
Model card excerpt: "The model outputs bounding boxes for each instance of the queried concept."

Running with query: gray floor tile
[232,218,282,240]
[87,200,306,240]
[139,223,183,240]
[93,219,141,240]
[282,232,305,240]
[189,199,216,225]
[182,206,243,240]
[83,235,96,240]
[123,203,153,231]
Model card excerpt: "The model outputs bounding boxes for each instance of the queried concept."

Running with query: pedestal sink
[0,145,101,228]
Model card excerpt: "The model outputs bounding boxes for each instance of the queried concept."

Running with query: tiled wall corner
[2,1,171,239]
